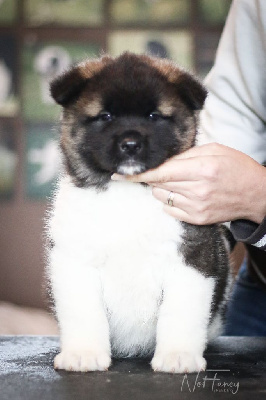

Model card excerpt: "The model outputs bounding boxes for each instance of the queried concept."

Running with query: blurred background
[0,0,232,334]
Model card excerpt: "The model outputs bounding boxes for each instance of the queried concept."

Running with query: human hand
[112,143,266,225]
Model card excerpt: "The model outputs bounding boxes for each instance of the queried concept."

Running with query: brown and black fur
[50,52,207,190]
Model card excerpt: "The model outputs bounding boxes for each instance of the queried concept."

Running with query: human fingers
[162,204,192,223]
[112,144,240,183]
[171,143,235,161]
[162,204,206,224]
[152,186,223,225]
[152,186,193,223]
[111,156,204,184]
[111,159,177,183]
[152,186,188,209]
[150,180,196,197]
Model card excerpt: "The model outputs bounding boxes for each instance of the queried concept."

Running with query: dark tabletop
[0,336,265,399]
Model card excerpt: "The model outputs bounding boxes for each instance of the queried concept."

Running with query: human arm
[198,0,266,246]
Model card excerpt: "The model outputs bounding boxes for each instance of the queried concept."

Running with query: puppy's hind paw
[151,351,206,374]
[54,350,111,372]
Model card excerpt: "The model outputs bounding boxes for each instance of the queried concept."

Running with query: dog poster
[0,35,18,116]
[108,30,193,70]
[0,119,17,200]
[0,0,17,25]
[22,39,101,121]
[25,122,60,199]
[198,0,231,25]
[25,0,104,26]
[110,0,189,24]
[195,32,221,78]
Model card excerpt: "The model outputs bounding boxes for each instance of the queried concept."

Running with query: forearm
[238,163,266,225]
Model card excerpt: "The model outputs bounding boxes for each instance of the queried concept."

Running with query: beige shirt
[200,0,266,164]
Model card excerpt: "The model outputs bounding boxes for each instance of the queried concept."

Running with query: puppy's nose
[119,132,143,156]
[120,138,142,153]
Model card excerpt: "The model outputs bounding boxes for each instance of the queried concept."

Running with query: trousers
[224,260,266,335]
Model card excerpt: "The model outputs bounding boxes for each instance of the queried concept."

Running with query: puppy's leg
[50,248,111,372]
[151,265,214,373]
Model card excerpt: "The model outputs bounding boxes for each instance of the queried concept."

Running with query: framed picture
[0,35,19,116]
[22,38,101,122]
[110,0,189,25]
[25,0,104,27]
[108,30,193,70]
[0,119,18,200]
[0,0,17,25]
[25,122,61,199]
[195,32,221,79]
[198,0,231,25]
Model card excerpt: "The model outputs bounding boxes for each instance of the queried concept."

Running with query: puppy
[47,52,231,373]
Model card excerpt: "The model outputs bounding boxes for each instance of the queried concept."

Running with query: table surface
[0,336,265,400]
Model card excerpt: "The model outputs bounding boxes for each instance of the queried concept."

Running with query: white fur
[117,162,145,175]
[48,176,216,373]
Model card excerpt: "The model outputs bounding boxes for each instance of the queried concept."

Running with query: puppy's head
[50,52,207,188]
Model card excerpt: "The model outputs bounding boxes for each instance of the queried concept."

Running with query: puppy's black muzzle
[118,130,144,157]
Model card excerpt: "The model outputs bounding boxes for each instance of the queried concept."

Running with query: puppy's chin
[116,161,146,176]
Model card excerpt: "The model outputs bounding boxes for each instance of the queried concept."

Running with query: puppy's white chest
[91,181,183,283]
[52,178,183,259]
[100,181,182,257]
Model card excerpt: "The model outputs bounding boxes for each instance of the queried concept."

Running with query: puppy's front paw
[54,350,111,372]
[151,351,206,373]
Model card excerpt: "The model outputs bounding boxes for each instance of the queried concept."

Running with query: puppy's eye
[99,112,113,122]
[148,111,162,121]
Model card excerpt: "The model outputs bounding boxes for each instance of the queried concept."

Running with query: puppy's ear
[50,66,87,106]
[174,71,207,111]
[145,56,207,111]
[50,56,113,106]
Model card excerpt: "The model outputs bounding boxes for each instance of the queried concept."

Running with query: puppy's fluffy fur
[47,53,231,373]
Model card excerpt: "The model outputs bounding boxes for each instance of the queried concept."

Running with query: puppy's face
[50,53,207,188]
